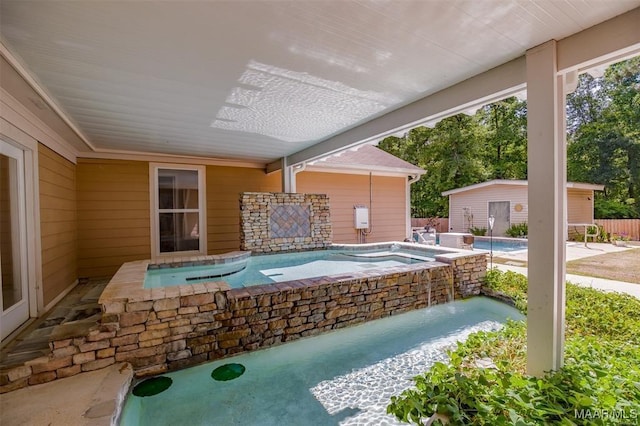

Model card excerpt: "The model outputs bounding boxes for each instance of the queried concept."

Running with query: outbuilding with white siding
[442,180,604,236]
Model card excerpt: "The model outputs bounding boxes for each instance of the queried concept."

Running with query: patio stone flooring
[0,279,109,369]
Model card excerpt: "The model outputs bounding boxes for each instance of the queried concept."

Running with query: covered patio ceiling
[1,1,638,164]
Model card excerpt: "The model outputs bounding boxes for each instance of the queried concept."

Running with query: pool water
[144,249,434,289]
[412,232,528,252]
[473,239,528,252]
[120,297,522,426]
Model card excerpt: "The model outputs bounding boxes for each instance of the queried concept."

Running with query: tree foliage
[378,99,526,217]
[379,116,491,217]
[379,58,639,219]
[567,58,640,218]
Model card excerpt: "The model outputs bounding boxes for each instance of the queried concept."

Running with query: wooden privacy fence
[595,219,640,241]
[411,218,449,233]
[411,218,639,240]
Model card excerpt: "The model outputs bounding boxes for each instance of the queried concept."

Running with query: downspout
[362,172,374,240]
[407,174,422,239]
[289,162,307,193]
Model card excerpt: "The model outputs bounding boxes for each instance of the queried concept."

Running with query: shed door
[488,201,510,236]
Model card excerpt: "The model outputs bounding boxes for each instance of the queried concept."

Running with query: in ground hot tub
[97,242,487,383]
[144,247,435,289]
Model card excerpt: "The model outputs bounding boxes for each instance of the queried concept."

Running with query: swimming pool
[412,233,528,252]
[473,237,528,252]
[144,248,436,289]
[119,297,522,425]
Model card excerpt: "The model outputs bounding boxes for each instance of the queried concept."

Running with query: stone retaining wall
[0,245,486,392]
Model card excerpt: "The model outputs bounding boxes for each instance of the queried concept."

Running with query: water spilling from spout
[444,270,455,303]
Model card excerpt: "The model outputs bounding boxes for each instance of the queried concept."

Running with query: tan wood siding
[567,189,593,224]
[297,172,407,243]
[206,166,281,253]
[38,143,77,305]
[77,159,150,278]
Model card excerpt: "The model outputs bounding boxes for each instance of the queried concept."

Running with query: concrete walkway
[493,242,640,299]
[492,241,635,263]
[495,264,640,299]
[0,363,132,426]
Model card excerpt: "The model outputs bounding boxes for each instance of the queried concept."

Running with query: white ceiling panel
[1,0,638,162]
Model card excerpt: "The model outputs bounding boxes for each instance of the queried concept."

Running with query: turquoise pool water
[412,233,528,252]
[473,238,528,252]
[144,249,435,289]
[120,297,522,425]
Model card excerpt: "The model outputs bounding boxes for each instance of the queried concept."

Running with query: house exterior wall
[205,166,280,254]
[448,185,595,235]
[76,160,281,277]
[77,159,151,278]
[297,172,407,243]
[75,161,409,277]
[38,144,78,306]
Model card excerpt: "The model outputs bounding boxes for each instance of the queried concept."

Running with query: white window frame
[150,163,207,260]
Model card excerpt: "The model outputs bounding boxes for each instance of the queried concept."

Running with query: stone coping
[473,236,528,243]
[330,241,475,256]
[99,242,482,313]
[225,260,451,300]
[146,251,251,270]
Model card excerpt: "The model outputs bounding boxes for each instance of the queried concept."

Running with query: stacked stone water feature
[240,192,332,252]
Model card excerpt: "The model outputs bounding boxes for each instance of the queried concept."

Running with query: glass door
[1,140,29,341]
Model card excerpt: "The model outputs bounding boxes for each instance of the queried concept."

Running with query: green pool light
[132,376,173,397]
[211,363,246,381]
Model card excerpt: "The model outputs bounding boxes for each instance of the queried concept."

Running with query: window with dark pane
[157,169,200,253]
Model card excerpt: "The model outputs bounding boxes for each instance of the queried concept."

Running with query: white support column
[406,174,422,239]
[281,157,295,193]
[526,40,567,376]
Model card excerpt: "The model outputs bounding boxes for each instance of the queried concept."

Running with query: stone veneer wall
[240,192,332,253]
[0,247,486,392]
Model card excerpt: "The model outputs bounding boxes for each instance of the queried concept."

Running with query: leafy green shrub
[595,198,639,219]
[484,270,528,312]
[469,226,487,236]
[505,222,528,238]
[387,270,640,425]
[588,225,609,243]
[568,225,609,243]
